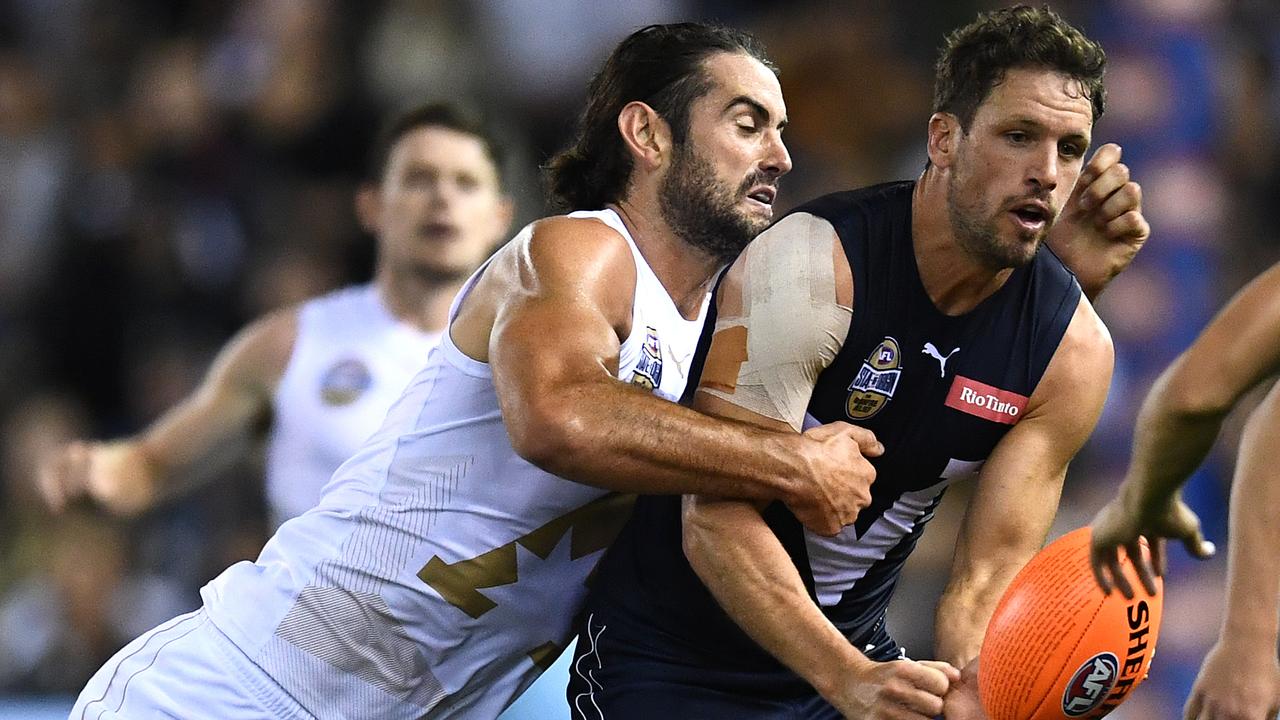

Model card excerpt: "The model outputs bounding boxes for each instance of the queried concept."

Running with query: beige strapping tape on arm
[702,213,852,431]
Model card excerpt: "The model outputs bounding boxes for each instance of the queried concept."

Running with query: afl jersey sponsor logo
[629,326,663,391]
[319,358,373,406]
[1062,652,1119,716]
[944,375,1028,424]
[846,337,902,419]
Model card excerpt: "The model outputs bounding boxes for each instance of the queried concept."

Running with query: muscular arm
[1182,380,1280,720]
[1122,263,1280,510]
[1092,262,1280,595]
[935,296,1114,668]
[39,309,296,516]
[486,215,869,534]
[1221,382,1280,653]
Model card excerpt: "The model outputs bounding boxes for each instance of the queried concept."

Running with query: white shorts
[71,610,314,720]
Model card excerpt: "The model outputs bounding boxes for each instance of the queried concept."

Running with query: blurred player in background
[38,103,514,531]
[68,23,885,720]
[569,6,1148,719]
[1091,262,1280,720]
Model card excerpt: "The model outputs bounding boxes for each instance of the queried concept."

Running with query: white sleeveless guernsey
[201,210,709,719]
[266,284,441,529]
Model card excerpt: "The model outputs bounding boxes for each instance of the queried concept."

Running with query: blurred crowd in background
[1,0,1278,717]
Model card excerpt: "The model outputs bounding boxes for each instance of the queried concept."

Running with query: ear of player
[979,527,1163,720]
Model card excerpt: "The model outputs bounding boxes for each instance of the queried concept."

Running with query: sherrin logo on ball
[1062,652,1118,716]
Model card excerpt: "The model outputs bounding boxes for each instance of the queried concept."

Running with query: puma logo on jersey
[921,343,959,377]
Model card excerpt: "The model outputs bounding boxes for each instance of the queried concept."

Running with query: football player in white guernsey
[67,24,887,720]
[38,103,514,530]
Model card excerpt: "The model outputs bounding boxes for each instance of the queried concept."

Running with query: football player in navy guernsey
[570,7,1145,720]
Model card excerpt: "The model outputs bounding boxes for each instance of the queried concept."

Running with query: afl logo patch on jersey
[846,337,902,419]
[629,326,663,391]
[320,358,373,406]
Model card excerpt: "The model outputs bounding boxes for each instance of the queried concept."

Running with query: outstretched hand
[37,440,158,517]
[1089,489,1214,598]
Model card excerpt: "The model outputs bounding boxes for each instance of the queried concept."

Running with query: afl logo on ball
[320,358,373,406]
[1062,652,1119,716]
[846,337,902,419]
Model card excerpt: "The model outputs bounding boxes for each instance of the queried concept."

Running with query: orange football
[979,526,1162,720]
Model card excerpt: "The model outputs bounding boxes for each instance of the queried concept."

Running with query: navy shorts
[564,607,903,720]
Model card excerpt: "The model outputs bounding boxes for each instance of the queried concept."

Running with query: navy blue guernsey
[582,181,1081,688]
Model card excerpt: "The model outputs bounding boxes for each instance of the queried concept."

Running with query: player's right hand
[833,658,959,720]
[1183,639,1280,720]
[1089,486,1214,599]
[37,440,158,517]
[789,421,881,536]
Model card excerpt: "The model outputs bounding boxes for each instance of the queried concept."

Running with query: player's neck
[609,198,723,320]
[374,264,460,334]
[911,171,1014,316]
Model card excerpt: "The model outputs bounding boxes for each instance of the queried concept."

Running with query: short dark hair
[544,23,775,211]
[368,103,505,184]
[933,5,1106,130]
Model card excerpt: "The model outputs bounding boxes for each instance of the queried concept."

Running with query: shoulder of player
[748,211,839,251]
[1028,296,1114,413]
[730,211,851,308]
[212,305,302,397]
[497,215,638,331]
[518,215,638,288]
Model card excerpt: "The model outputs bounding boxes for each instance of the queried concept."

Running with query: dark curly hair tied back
[544,22,775,211]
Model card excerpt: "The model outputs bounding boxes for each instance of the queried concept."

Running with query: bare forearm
[133,386,267,493]
[1221,384,1280,644]
[131,312,286,491]
[519,381,804,502]
[1121,364,1230,511]
[935,574,1011,668]
[683,499,867,698]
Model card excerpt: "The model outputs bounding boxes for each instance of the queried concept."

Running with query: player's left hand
[943,657,990,720]
[1047,143,1150,301]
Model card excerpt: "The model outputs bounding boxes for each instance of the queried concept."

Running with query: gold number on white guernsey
[418,493,635,620]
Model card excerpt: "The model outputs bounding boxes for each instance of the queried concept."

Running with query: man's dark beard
[659,145,769,263]
[946,175,1047,270]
